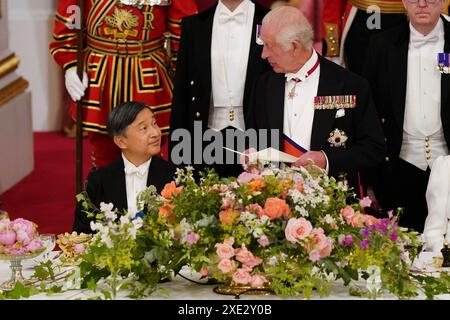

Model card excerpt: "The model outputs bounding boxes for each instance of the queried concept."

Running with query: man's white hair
[263,6,314,51]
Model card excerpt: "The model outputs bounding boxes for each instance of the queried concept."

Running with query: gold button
[381,118,386,124]
[190,80,194,86]
[196,112,200,118]
[426,156,431,160]
[192,96,196,102]
[385,156,390,162]
[331,40,336,44]
[425,137,429,142]
[425,142,430,147]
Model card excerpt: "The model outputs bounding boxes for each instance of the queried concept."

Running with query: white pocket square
[335,109,345,118]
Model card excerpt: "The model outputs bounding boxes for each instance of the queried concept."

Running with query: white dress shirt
[400,19,449,171]
[283,50,320,151]
[209,0,254,131]
[122,154,151,214]
[424,155,450,253]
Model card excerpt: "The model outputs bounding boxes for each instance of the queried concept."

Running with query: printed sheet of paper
[223,147,298,163]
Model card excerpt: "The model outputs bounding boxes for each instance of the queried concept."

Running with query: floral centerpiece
[135,162,431,299]
[0,218,44,256]
[73,161,450,300]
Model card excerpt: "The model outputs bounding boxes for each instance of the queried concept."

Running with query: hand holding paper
[293,151,327,169]
[223,147,299,164]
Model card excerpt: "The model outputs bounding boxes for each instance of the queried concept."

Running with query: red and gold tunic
[322,0,406,57]
[50,0,197,139]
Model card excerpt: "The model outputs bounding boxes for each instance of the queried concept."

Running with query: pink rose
[362,214,378,226]
[223,237,234,246]
[235,244,263,269]
[200,267,209,277]
[306,228,334,260]
[340,206,356,223]
[232,268,251,285]
[74,243,85,254]
[285,218,313,243]
[359,196,372,208]
[249,275,267,288]
[221,197,235,210]
[257,235,270,247]
[246,204,264,218]
[308,249,321,262]
[218,259,236,274]
[215,242,235,260]
[185,232,200,245]
[0,230,16,245]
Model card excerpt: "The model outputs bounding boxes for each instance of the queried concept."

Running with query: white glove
[65,68,88,102]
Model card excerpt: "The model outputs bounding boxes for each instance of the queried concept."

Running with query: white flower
[324,214,335,225]
[365,265,382,296]
[101,233,113,249]
[100,202,115,214]
[120,215,129,227]
[252,228,264,238]
[105,211,117,221]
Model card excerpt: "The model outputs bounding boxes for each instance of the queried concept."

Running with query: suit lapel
[106,158,128,211]
[266,72,286,147]
[243,3,266,109]
[200,7,215,115]
[147,157,170,193]
[310,56,343,150]
[390,24,409,129]
[441,17,450,136]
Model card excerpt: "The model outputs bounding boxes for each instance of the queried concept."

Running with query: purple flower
[359,240,370,250]
[338,234,354,247]
[360,228,371,239]
[389,230,398,242]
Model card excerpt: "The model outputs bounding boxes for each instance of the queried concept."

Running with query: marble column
[0,0,33,194]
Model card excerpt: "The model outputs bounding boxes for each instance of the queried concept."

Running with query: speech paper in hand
[223,147,299,163]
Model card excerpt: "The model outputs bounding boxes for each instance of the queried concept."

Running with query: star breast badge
[327,129,348,148]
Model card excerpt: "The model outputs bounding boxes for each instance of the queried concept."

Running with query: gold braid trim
[349,0,406,14]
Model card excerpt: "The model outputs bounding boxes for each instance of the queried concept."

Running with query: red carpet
[0,132,91,235]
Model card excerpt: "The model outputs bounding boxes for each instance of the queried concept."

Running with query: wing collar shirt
[283,50,320,152]
[400,19,449,171]
[122,154,151,214]
[209,0,254,132]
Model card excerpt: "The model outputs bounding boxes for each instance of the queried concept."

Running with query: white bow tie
[410,34,440,48]
[219,11,246,24]
[124,166,147,179]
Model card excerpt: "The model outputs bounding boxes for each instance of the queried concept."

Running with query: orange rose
[263,198,292,220]
[247,179,266,192]
[161,181,182,200]
[158,204,176,224]
[219,209,239,225]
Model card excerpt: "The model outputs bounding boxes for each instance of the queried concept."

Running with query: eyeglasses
[406,0,440,3]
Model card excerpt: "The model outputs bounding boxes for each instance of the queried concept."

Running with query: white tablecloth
[1,252,449,300]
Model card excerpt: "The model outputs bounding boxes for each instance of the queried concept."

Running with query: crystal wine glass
[39,234,56,260]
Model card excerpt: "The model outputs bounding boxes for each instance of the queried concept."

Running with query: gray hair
[263,6,314,51]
